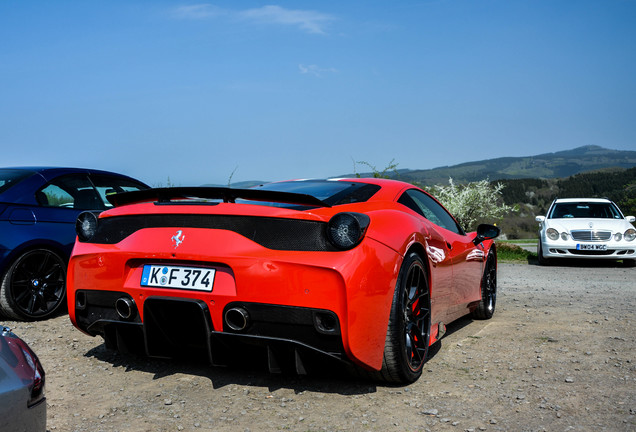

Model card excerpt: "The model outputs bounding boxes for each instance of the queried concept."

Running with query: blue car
[0,167,148,320]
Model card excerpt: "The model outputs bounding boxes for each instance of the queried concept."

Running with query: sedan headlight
[546,228,559,241]
[76,211,99,242]
[625,229,636,242]
[327,212,370,250]
[614,233,623,241]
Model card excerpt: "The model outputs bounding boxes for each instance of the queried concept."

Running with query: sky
[1,1,635,187]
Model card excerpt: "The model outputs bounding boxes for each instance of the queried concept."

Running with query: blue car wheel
[0,249,67,320]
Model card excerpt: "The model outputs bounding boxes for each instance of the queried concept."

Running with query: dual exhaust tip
[112,299,252,331]
[225,307,250,331]
[115,297,137,321]
[111,298,252,330]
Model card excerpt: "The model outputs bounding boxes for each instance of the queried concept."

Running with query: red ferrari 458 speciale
[67,178,499,383]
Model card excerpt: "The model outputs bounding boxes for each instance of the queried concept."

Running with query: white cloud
[240,5,335,34]
[170,4,335,35]
[298,64,337,77]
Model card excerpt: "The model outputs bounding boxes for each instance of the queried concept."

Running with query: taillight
[1,327,46,407]
[327,212,370,250]
[76,211,99,242]
[19,342,45,407]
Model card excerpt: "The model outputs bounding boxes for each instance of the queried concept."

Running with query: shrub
[428,178,517,231]
[496,242,535,262]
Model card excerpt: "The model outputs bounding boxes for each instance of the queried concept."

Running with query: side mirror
[473,224,500,245]
[535,216,545,223]
[627,216,635,223]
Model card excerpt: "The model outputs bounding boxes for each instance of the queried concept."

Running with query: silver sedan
[0,325,46,432]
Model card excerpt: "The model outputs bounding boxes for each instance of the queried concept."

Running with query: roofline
[553,198,613,203]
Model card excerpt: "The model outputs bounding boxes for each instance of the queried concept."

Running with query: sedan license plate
[576,244,607,251]
[141,265,215,291]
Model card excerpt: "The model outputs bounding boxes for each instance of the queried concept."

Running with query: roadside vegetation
[496,241,536,263]
[356,160,636,240]
[427,178,516,231]
[355,160,516,232]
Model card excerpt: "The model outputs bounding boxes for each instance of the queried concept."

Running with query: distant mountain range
[360,145,636,186]
[220,145,636,188]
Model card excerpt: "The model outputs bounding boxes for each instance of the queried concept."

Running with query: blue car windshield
[548,202,623,219]
[250,180,381,207]
[0,169,35,195]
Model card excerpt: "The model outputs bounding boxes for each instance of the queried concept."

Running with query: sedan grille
[570,230,612,242]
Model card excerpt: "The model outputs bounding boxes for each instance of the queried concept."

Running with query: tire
[372,252,431,384]
[0,249,67,321]
[623,259,636,268]
[537,241,551,266]
[471,249,497,320]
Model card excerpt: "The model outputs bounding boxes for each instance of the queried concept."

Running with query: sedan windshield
[548,202,623,219]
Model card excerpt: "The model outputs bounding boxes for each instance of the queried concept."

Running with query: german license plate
[141,265,215,291]
[576,244,607,251]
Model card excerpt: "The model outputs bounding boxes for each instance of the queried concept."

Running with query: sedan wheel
[377,252,431,384]
[537,241,551,266]
[0,249,67,320]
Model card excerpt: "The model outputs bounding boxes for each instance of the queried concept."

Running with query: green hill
[382,145,636,186]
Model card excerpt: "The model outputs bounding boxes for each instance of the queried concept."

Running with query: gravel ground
[4,261,635,432]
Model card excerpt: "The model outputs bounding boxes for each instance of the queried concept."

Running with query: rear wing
[106,187,330,208]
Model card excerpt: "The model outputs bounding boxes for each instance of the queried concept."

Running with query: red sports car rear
[67,178,498,383]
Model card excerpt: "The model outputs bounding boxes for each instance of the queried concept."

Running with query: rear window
[89,174,148,209]
[0,169,35,194]
[251,180,381,207]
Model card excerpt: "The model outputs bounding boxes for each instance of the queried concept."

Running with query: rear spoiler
[106,187,331,208]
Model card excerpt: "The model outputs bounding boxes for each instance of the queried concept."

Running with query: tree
[353,159,399,179]
[428,178,517,231]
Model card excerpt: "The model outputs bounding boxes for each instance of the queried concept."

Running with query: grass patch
[496,241,536,263]
[500,238,537,244]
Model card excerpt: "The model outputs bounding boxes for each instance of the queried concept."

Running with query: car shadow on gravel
[83,342,381,395]
[81,317,476,396]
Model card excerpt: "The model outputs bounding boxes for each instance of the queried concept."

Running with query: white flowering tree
[428,178,516,232]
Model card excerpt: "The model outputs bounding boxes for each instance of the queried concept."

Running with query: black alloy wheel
[0,249,67,320]
[378,252,431,384]
[471,249,497,320]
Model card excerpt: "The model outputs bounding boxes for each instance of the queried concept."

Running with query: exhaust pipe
[115,297,136,320]
[314,311,339,334]
[225,307,250,331]
[76,291,87,310]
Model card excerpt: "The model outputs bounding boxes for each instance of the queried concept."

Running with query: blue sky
[1,1,635,186]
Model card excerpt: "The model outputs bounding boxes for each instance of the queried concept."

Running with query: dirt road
[5,262,635,432]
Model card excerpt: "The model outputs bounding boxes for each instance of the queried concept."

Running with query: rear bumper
[74,293,350,374]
